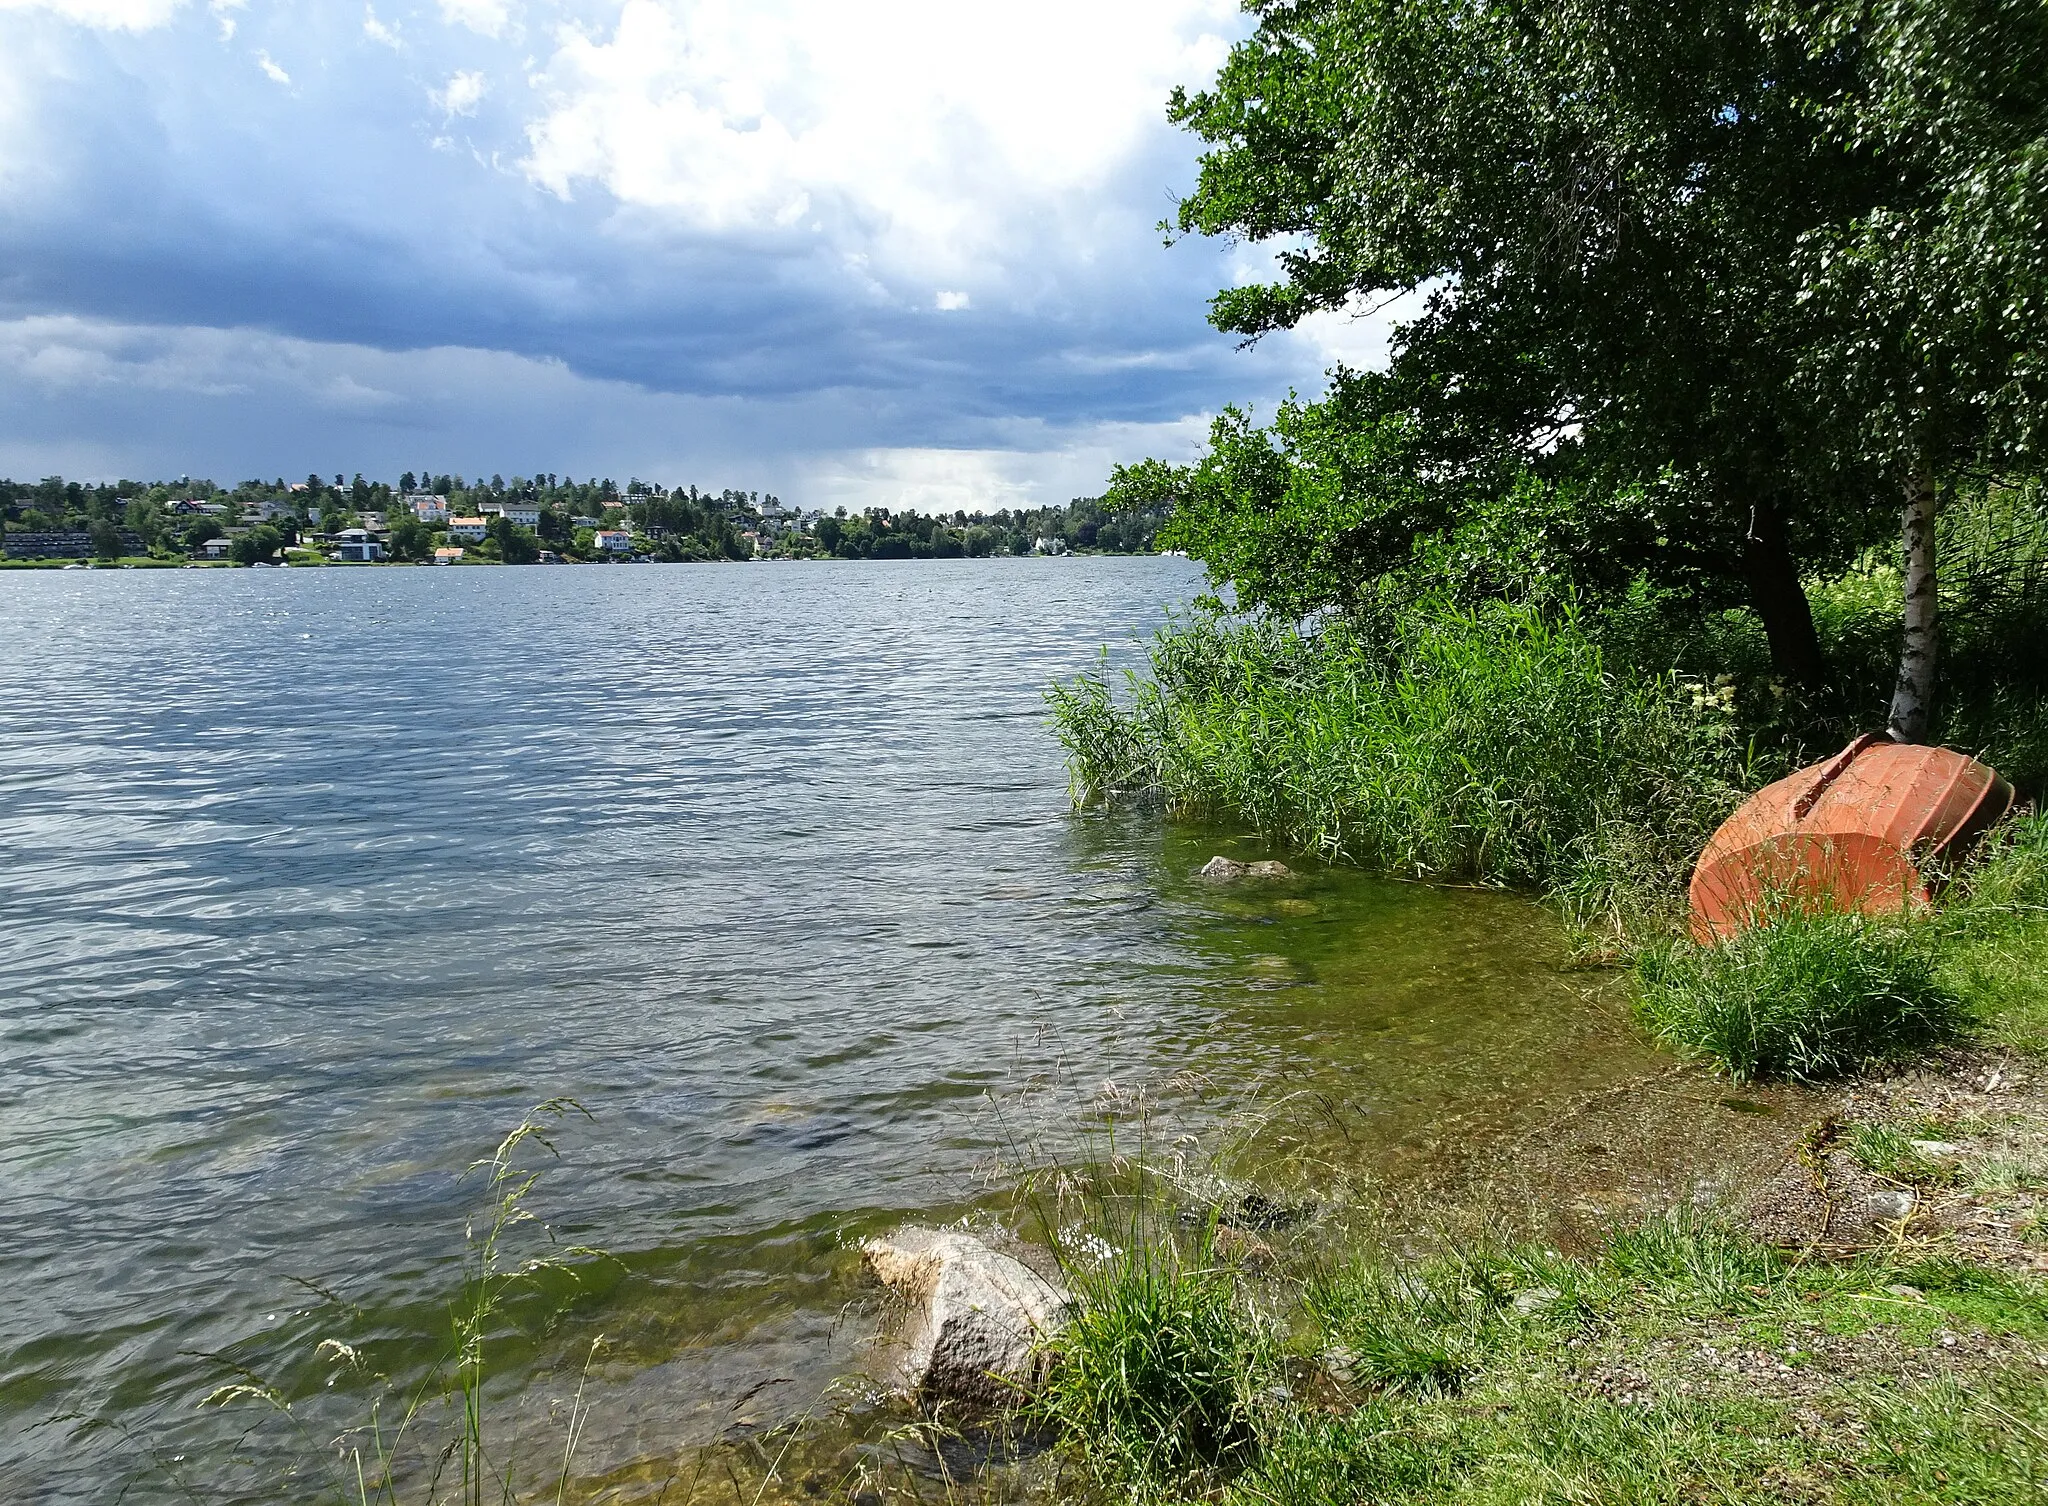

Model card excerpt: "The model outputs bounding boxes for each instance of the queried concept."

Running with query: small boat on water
[1689,734,2013,942]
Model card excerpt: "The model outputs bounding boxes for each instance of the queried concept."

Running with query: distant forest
[0,472,1171,564]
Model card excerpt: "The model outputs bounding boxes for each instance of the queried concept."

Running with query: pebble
[1909,1139,1963,1163]
[1862,1189,1916,1220]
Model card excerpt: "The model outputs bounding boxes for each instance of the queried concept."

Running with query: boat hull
[1688,735,2013,942]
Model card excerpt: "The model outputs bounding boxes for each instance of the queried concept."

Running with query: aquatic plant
[1633,908,1964,1081]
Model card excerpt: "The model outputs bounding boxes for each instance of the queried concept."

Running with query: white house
[333,528,385,562]
[446,517,489,542]
[480,501,542,527]
[407,494,450,523]
[434,546,465,564]
[594,529,634,554]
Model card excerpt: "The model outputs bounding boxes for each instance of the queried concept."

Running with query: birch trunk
[1886,464,1938,743]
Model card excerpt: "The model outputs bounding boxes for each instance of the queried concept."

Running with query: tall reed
[1051,597,1753,923]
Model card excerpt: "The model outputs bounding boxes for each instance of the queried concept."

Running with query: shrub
[1634,908,1965,1081]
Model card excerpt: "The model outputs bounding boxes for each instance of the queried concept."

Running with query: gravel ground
[1745,1049,2048,1269]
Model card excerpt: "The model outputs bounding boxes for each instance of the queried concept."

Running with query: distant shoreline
[0,551,1185,571]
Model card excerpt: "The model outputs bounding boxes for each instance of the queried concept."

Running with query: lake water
[0,559,1793,1503]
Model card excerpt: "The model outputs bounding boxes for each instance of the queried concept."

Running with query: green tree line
[2,471,1167,565]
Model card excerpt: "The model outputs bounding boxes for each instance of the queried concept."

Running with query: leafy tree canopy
[1127,0,2048,720]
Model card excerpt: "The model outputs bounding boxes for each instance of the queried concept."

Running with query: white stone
[1198,856,1248,880]
[1862,1189,1916,1221]
[862,1228,1070,1405]
[1908,1139,1963,1163]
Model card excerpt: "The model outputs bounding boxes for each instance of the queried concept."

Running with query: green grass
[1041,1211,2048,1504]
[1633,907,1966,1081]
[1050,597,1753,927]
[1846,1121,1962,1184]
[1031,1226,1276,1495]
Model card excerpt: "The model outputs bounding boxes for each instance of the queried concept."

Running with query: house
[359,512,388,533]
[332,528,385,562]
[571,515,600,530]
[479,501,542,527]
[433,546,465,564]
[198,536,234,560]
[446,517,489,542]
[4,530,120,559]
[594,529,635,555]
[406,494,450,523]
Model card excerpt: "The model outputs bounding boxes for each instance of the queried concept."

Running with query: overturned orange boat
[1689,734,2014,942]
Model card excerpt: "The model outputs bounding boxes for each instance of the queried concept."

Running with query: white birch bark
[1887,464,1938,743]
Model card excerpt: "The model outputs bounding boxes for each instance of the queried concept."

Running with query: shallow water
[0,559,1798,1502]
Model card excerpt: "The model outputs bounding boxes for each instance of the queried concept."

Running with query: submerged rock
[1211,1224,1277,1269]
[1197,856,1293,881]
[862,1228,1070,1405]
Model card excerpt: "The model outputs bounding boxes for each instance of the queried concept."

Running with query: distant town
[0,472,1170,567]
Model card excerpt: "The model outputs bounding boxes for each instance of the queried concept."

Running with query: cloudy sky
[0,0,1390,510]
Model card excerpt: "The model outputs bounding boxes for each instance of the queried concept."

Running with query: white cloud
[363,4,399,47]
[520,0,1239,282]
[439,0,509,38]
[1287,285,1438,375]
[934,290,970,312]
[208,0,239,40]
[433,69,487,117]
[0,0,182,28]
[255,49,289,85]
[795,415,1210,515]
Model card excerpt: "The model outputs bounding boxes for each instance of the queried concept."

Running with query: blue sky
[0,0,1395,510]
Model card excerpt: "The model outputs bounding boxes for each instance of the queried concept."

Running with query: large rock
[862,1228,1070,1405]
[1197,856,1292,881]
